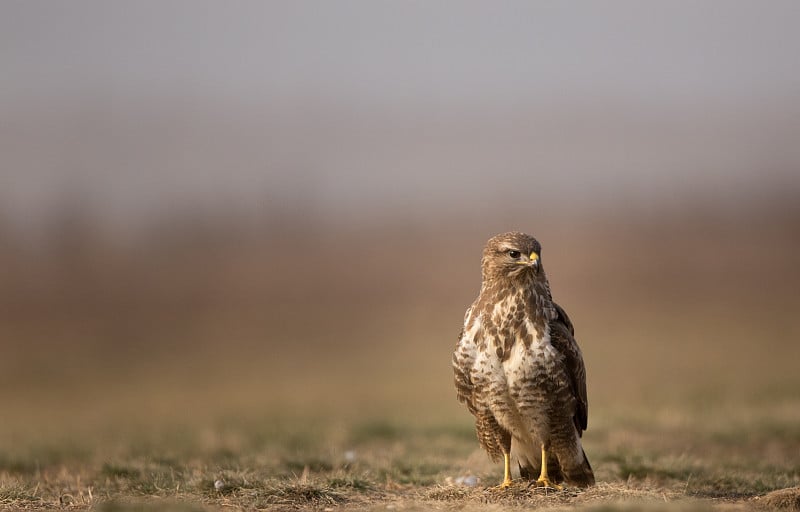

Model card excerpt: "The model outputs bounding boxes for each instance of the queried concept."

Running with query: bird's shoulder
[457,300,485,346]
[551,301,574,336]
[547,301,582,362]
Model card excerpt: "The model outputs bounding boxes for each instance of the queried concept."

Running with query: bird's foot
[491,477,515,490]
[531,477,563,490]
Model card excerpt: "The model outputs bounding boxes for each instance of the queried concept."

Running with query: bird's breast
[502,327,558,380]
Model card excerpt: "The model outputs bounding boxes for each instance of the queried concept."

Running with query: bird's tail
[561,447,594,487]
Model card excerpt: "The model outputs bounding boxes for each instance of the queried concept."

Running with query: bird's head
[481,231,544,283]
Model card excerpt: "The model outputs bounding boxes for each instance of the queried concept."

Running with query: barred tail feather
[561,448,594,487]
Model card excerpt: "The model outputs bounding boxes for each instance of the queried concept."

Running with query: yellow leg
[500,452,513,488]
[491,453,513,489]
[534,446,562,490]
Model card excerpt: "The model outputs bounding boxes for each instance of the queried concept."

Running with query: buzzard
[452,232,594,489]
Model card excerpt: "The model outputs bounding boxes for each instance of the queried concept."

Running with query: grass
[1,404,799,511]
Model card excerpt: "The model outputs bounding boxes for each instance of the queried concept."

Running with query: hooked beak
[515,252,540,273]
[529,252,540,273]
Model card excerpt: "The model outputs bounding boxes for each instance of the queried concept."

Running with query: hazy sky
[2,1,800,230]
[3,1,800,103]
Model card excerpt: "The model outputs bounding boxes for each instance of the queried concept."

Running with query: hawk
[452,232,594,489]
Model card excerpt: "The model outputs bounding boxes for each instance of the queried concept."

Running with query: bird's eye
[508,250,521,259]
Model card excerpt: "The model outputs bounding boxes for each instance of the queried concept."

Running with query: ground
[1,397,799,511]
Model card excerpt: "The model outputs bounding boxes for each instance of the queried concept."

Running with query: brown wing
[454,344,511,462]
[550,302,589,434]
[452,327,478,415]
[453,311,512,462]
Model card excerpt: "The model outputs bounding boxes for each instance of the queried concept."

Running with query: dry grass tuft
[0,482,43,507]
[761,488,800,511]
[252,480,347,508]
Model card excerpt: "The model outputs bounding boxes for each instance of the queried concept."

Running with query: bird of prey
[453,232,594,489]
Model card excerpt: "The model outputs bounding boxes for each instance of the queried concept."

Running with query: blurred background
[1,1,799,443]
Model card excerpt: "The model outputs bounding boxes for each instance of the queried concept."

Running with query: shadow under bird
[453,232,594,489]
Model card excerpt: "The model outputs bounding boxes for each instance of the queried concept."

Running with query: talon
[493,480,513,490]
[533,477,563,490]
